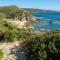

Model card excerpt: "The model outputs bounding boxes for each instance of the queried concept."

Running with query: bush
[0,20,29,42]
[27,31,60,60]
[4,30,15,42]
[0,49,4,60]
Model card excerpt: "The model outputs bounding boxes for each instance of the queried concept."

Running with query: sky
[0,0,60,11]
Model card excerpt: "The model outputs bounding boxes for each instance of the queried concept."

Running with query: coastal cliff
[0,6,40,28]
[0,6,43,60]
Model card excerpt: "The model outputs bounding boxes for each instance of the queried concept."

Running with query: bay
[32,12,60,32]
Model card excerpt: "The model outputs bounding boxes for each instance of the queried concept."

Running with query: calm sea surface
[32,12,60,32]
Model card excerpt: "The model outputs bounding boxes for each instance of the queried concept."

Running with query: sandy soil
[7,20,27,28]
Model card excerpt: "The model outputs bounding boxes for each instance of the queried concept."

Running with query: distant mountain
[22,8,49,13]
[22,8,60,14]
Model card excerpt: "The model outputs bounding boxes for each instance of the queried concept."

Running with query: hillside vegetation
[26,30,60,60]
[0,49,4,60]
[0,6,60,60]
[0,6,33,21]
[0,19,26,42]
[0,6,36,42]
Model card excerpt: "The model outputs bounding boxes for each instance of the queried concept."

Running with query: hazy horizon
[0,0,60,11]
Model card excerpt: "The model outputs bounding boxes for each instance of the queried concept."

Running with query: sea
[32,11,60,32]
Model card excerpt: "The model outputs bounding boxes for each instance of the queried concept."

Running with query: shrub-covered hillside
[0,19,29,42]
[0,5,36,42]
[26,30,60,60]
[0,5,60,60]
[0,6,33,21]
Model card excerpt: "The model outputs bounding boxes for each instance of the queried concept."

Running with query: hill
[22,8,59,14]
[0,6,38,28]
[0,6,34,21]
[22,8,50,13]
[0,6,60,60]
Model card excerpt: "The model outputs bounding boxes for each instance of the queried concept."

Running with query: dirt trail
[0,40,26,60]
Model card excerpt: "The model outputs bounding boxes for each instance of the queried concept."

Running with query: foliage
[26,30,60,60]
[0,6,19,19]
[0,6,32,21]
[0,5,60,60]
[0,49,4,60]
[0,20,28,42]
[0,13,6,18]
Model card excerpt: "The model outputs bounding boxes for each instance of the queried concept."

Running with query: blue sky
[0,0,60,11]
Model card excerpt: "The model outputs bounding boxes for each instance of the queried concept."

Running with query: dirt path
[0,40,27,60]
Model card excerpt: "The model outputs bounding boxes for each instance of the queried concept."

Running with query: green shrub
[27,31,60,60]
[0,49,4,60]
[0,13,6,18]
[4,30,15,42]
[0,19,28,42]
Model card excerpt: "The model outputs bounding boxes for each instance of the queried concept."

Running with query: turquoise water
[32,12,60,32]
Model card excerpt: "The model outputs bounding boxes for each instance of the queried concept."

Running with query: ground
[0,40,27,60]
